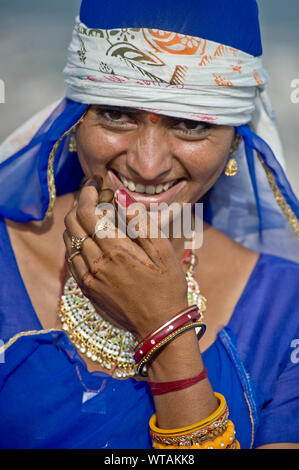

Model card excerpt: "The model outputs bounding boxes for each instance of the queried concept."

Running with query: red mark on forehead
[149,114,160,124]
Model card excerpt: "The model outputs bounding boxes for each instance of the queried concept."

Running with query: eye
[103,110,126,122]
[174,119,209,135]
[94,107,136,127]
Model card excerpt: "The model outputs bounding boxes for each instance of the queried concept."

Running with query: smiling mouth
[110,170,184,195]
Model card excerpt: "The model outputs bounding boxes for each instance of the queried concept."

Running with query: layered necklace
[59,231,206,378]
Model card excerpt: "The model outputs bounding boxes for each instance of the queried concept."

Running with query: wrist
[135,299,189,341]
[134,305,201,364]
[147,329,204,383]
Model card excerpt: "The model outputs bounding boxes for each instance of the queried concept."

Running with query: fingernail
[87,175,103,191]
[98,188,114,203]
[115,189,134,207]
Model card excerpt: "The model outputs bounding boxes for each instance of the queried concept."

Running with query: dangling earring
[224,135,242,176]
[69,133,77,153]
[69,114,86,153]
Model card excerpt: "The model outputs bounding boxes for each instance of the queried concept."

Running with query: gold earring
[224,136,241,176]
[69,133,77,153]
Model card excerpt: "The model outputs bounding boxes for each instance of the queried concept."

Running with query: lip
[108,170,186,209]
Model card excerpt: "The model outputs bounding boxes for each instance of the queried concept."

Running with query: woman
[0,0,298,449]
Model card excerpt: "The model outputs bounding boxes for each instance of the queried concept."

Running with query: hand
[63,176,188,341]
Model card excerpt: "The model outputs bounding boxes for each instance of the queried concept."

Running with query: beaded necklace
[59,232,206,378]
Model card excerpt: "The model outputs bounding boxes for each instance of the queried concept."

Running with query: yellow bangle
[149,392,227,436]
[150,413,229,447]
[152,421,236,449]
[149,393,242,449]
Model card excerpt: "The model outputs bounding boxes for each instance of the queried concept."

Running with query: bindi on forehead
[149,114,160,124]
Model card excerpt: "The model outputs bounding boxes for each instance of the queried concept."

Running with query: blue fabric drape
[1,216,299,448]
[80,0,263,57]
[0,99,88,222]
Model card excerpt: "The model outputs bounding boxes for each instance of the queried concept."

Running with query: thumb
[81,174,114,206]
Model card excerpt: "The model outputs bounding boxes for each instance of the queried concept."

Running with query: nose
[126,125,173,182]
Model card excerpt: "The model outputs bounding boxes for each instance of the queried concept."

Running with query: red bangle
[148,367,208,395]
[135,305,199,352]
[133,305,200,363]
[137,321,206,377]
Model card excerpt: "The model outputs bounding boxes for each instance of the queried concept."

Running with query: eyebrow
[94,105,140,114]
[93,105,212,126]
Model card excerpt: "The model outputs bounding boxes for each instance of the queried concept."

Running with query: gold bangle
[150,409,229,447]
[148,393,241,449]
[152,421,236,449]
[149,392,227,436]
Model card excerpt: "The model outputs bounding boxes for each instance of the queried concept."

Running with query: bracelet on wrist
[134,305,200,363]
[137,320,206,377]
[148,367,208,395]
[149,392,240,449]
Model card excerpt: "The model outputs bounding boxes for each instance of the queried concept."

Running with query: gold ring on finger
[71,234,89,252]
[67,250,81,264]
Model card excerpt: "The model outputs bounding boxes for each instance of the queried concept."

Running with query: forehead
[91,105,208,123]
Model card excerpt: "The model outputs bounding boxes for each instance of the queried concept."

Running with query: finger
[63,229,89,281]
[73,175,121,252]
[64,198,101,258]
[63,206,110,282]
[63,228,110,295]
[76,175,114,238]
[77,177,151,264]
[77,175,119,244]
[115,189,175,265]
[98,188,115,203]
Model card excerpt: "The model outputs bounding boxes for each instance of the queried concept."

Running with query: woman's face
[76,106,235,211]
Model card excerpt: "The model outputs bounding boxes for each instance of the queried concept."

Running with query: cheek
[76,123,124,174]
[180,141,228,183]
[176,131,233,201]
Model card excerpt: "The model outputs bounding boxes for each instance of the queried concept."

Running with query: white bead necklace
[59,233,206,378]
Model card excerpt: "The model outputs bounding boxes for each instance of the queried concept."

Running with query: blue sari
[0,216,299,449]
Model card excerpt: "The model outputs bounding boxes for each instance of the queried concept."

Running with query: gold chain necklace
[59,235,206,378]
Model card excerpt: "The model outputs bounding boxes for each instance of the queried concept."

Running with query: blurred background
[0,0,298,195]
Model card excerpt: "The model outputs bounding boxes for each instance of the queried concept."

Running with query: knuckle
[79,271,94,295]
[76,203,94,227]
[109,245,127,262]
[64,210,72,228]
[89,263,101,277]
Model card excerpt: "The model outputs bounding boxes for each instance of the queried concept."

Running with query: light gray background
[0,0,298,195]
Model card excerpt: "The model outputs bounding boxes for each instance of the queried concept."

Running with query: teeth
[136,183,145,193]
[145,185,156,195]
[155,184,164,194]
[127,181,136,192]
[118,173,178,194]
